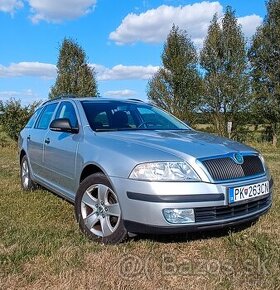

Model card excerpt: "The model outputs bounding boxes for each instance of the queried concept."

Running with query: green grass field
[0,142,279,290]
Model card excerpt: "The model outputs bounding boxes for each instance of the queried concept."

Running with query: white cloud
[28,0,96,23]
[0,62,159,81]
[0,89,36,98]
[0,89,42,105]
[104,89,137,97]
[0,0,23,14]
[0,89,32,97]
[93,64,159,81]
[109,2,223,46]
[109,2,263,46]
[0,62,57,78]
[0,0,97,22]
[237,14,262,38]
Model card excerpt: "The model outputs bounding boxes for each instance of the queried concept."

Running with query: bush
[0,98,41,141]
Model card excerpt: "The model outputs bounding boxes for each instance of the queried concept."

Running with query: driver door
[43,101,81,197]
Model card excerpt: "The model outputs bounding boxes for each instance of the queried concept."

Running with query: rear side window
[35,103,58,130]
[25,107,43,128]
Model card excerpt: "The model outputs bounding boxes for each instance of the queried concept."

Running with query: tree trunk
[272,134,277,147]
[272,123,278,147]
[212,114,219,134]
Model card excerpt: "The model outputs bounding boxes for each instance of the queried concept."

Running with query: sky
[0,0,267,105]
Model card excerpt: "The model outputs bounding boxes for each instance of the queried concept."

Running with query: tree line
[1,1,279,146]
[148,1,280,146]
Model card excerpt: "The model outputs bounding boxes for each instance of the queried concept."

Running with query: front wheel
[75,173,127,244]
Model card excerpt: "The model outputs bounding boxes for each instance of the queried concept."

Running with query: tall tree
[200,8,249,138]
[147,25,201,124]
[249,0,280,147]
[49,38,98,99]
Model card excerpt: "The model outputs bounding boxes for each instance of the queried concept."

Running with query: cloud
[237,14,263,38]
[93,64,159,81]
[109,2,263,46]
[0,0,23,14]
[0,0,97,22]
[0,89,42,105]
[109,2,223,46]
[104,89,137,97]
[0,62,159,81]
[28,0,96,23]
[0,89,36,98]
[0,62,57,78]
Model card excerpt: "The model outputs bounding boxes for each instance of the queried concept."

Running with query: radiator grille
[202,155,264,181]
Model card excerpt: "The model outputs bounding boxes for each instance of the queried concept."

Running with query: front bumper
[124,204,271,234]
[110,176,273,234]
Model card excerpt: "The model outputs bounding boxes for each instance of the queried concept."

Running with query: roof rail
[41,95,79,106]
[128,98,145,103]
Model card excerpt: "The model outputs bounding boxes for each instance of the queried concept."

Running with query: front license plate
[229,181,269,204]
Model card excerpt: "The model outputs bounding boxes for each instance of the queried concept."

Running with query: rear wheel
[20,155,36,191]
[75,173,127,244]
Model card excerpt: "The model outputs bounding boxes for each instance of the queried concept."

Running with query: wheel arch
[80,164,106,183]
[20,149,26,164]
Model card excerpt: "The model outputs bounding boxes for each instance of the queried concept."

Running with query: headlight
[129,161,200,181]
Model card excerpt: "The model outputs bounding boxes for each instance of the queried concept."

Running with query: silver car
[19,97,273,244]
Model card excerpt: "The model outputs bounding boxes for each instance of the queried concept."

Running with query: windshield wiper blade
[95,128,119,132]
[95,128,137,132]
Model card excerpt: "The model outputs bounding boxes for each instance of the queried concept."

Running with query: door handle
[27,135,31,141]
[44,138,50,144]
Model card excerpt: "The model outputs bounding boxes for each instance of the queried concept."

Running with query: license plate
[229,181,269,204]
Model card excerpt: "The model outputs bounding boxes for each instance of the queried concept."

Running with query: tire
[20,155,37,191]
[75,173,127,244]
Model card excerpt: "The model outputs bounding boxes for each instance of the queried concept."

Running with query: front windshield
[81,101,191,131]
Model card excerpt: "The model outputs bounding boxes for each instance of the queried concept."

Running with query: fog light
[163,208,195,224]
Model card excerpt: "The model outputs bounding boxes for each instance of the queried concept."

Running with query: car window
[35,103,58,130]
[55,101,78,128]
[25,107,43,128]
[111,107,137,129]
[81,101,190,131]
[94,111,109,128]
[137,107,172,128]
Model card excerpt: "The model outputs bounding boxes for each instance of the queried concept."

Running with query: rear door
[27,103,58,179]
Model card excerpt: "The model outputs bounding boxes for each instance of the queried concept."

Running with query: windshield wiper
[95,128,137,132]
[95,128,191,132]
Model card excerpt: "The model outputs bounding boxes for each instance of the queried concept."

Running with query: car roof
[41,96,147,106]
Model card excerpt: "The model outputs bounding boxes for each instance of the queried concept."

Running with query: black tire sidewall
[75,173,127,244]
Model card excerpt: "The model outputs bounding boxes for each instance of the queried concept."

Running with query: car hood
[99,129,256,160]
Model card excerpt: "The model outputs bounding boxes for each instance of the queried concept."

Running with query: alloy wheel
[81,184,121,237]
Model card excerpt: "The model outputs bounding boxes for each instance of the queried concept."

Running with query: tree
[49,38,98,99]
[200,8,249,138]
[0,98,40,141]
[249,0,280,147]
[147,25,201,124]
[0,100,4,116]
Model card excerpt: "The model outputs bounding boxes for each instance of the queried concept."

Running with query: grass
[0,141,279,290]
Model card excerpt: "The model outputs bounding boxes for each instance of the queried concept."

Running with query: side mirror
[50,118,78,134]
